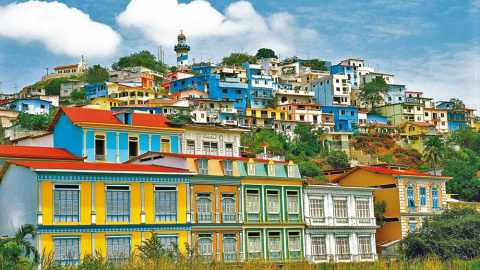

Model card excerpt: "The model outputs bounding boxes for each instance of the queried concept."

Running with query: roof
[10,132,52,143]
[149,99,177,105]
[54,64,78,70]
[126,152,289,164]
[7,160,191,173]
[0,145,83,161]
[398,121,436,128]
[48,106,173,131]
[306,178,335,185]
[355,166,451,178]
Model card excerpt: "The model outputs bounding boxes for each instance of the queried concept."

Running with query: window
[287,190,299,214]
[287,164,295,177]
[160,137,171,153]
[221,194,236,222]
[222,89,228,93]
[22,103,28,110]
[106,236,131,261]
[235,90,242,94]
[106,186,130,222]
[409,218,418,231]
[54,237,80,265]
[311,236,326,261]
[198,159,208,174]
[310,199,324,218]
[268,232,282,260]
[222,233,238,261]
[155,186,177,221]
[420,187,427,206]
[334,199,348,222]
[203,142,218,155]
[128,136,138,159]
[246,189,260,221]
[187,140,195,154]
[248,162,255,175]
[406,182,417,212]
[247,232,262,259]
[425,112,429,117]
[223,160,233,176]
[431,184,440,212]
[197,233,214,260]
[267,163,275,176]
[266,190,280,221]
[335,237,350,260]
[95,134,106,161]
[196,193,212,223]
[54,184,80,222]
[158,235,178,250]
[40,104,46,109]
[225,143,233,156]
[288,231,301,259]
[358,236,372,259]
[356,200,370,222]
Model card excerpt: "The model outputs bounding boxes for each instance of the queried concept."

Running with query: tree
[0,224,40,264]
[303,59,328,71]
[327,150,350,169]
[70,88,86,101]
[241,129,290,156]
[449,98,465,109]
[112,50,167,73]
[10,109,57,131]
[255,48,277,59]
[221,52,257,66]
[44,77,69,95]
[442,149,480,202]
[400,206,480,260]
[374,198,387,227]
[85,64,109,83]
[422,136,445,174]
[166,113,194,125]
[298,161,326,180]
[358,77,390,112]
[292,123,325,157]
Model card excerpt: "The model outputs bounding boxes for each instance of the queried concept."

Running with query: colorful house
[4,98,51,115]
[378,102,424,126]
[321,106,358,132]
[208,75,248,112]
[334,166,451,256]
[48,107,184,163]
[396,122,438,152]
[0,160,193,264]
[0,145,83,168]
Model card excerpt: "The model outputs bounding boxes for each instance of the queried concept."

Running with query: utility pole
[46,68,49,75]
[14,84,18,93]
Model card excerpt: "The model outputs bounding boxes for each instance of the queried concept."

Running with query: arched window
[406,182,417,212]
[431,183,441,213]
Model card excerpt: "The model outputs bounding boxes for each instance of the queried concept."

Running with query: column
[38,180,43,225]
[148,134,152,151]
[237,186,242,223]
[281,186,286,222]
[239,231,244,261]
[91,181,96,225]
[299,186,304,222]
[116,132,119,163]
[91,232,95,256]
[283,229,287,260]
[190,185,195,223]
[215,185,219,223]
[261,188,266,222]
[186,183,191,223]
[216,231,220,261]
[83,130,87,157]
[188,231,191,246]
[141,182,145,224]
[263,229,267,260]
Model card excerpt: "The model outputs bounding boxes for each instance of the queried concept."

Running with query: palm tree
[3,224,40,264]
[423,136,445,175]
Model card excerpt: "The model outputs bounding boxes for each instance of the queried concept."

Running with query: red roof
[48,106,173,131]
[0,145,83,161]
[128,152,288,164]
[149,99,177,105]
[54,64,78,70]
[400,121,436,127]
[357,166,451,178]
[8,160,191,173]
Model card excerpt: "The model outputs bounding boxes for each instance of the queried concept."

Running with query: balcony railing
[222,213,237,223]
[95,154,106,161]
[220,108,237,113]
[360,253,374,260]
[200,254,214,261]
[336,254,351,261]
[408,206,417,212]
[223,253,238,262]
[433,207,442,213]
[268,251,282,261]
[221,119,237,126]
[197,213,213,223]
[311,254,328,262]
[247,252,262,260]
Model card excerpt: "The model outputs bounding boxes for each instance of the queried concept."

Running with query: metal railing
[197,213,213,223]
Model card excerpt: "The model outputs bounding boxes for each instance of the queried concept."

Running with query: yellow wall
[376,222,402,242]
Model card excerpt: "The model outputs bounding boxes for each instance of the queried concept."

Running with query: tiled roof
[357,166,451,178]
[10,132,53,143]
[54,64,78,70]
[127,152,288,164]
[8,160,191,173]
[0,145,83,161]
[48,106,172,131]
[149,99,177,104]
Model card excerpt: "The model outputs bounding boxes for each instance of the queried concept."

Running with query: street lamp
[46,68,49,75]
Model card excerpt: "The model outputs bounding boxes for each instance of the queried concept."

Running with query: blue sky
[0,0,479,111]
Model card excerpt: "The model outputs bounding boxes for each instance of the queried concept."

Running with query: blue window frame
[106,236,131,261]
[54,184,80,222]
[155,186,177,221]
[409,221,418,232]
[54,237,80,265]
[198,159,208,174]
[406,182,417,212]
[158,235,178,250]
[431,184,441,212]
[106,186,130,222]
[223,160,233,176]
[420,187,427,206]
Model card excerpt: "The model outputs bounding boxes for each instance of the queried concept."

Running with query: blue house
[436,101,466,131]
[208,75,247,112]
[385,84,406,104]
[330,65,360,89]
[48,106,184,163]
[243,62,274,110]
[170,76,206,93]
[191,65,214,81]
[85,82,108,100]
[4,98,51,115]
[321,106,358,132]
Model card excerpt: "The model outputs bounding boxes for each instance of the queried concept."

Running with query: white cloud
[117,0,319,57]
[0,1,122,58]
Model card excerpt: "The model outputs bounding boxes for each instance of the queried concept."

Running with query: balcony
[222,213,237,223]
[200,254,214,261]
[220,108,237,113]
[268,251,282,261]
[221,119,238,126]
[95,155,106,162]
[408,206,417,212]
[433,207,442,213]
[174,44,190,50]
[403,109,414,114]
[247,252,262,260]
[197,213,213,223]
[335,254,352,261]
[306,216,376,226]
[223,253,239,262]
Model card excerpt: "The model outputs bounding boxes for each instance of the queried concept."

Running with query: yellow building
[0,160,194,264]
[88,97,121,110]
[334,166,451,254]
[244,108,289,128]
[110,85,156,106]
[396,122,438,153]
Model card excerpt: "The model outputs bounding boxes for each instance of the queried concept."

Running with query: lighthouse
[174,30,190,69]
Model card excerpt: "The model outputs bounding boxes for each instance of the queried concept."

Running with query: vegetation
[422,136,445,174]
[442,149,480,202]
[401,206,480,260]
[358,77,390,112]
[255,48,278,59]
[0,223,39,269]
[221,52,257,66]
[241,128,291,156]
[166,113,194,125]
[85,64,109,84]
[112,50,167,73]
[449,98,465,109]
[70,88,86,101]
[302,59,328,71]
[374,199,387,227]
[45,78,69,96]
[326,150,350,169]
[11,108,57,131]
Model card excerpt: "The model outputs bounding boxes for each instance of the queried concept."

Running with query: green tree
[166,113,194,125]
[374,198,387,227]
[400,206,480,260]
[255,48,277,59]
[112,50,167,73]
[442,149,480,202]
[44,78,69,95]
[221,52,257,66]
[298,161,326,180]
[85,64,109,84]
[10,109,57,131]
[0,224,40,265]
[70,88,86,101]
[358,77,390,112]
[449,98,465,109]
[241,129,290,156]
[303,59,328,71]
[292,123,324,157]
[423,136,445,174]
[326,150,350,169]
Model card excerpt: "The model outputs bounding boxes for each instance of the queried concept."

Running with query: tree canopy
[303,59,328,71]
[327,149,350,169]
[401,206,480,260]
[241,128,290,156]
[358,77,390,111]
[442,149,480,202]
[449,98,465,109]
[86,64,109,83]
[422,136,445,174]
[221,53,257,66]
[44,77,69,96]
[165,113,194,125]
[112,50,167,73]
[255,48,277,59]
[11,108,57,131]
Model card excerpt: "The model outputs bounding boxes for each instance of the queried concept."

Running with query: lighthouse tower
[174,30,190,69]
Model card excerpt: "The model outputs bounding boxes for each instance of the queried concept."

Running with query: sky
[0,0,479,111]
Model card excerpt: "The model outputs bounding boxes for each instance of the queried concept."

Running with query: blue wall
[386,84,406,104]
[312,80,333,106]
[209,75,247,112]
[85,82,107,100]
[53,113,84,157]
[170,76,205,93]
[322,106,358,132]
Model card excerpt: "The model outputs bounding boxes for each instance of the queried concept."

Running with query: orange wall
[374,188,400,218]
[376,221,402,243]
